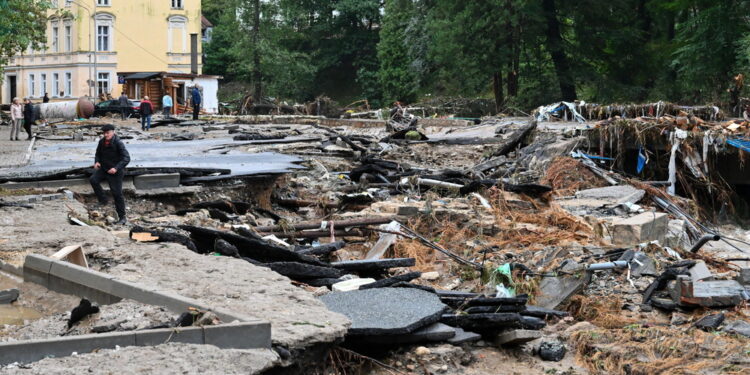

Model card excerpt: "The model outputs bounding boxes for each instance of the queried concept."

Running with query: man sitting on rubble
[90,124,130,225]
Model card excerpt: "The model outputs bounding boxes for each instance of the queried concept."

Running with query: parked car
[93,99,141,119]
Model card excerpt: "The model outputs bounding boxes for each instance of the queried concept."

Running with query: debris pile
[3,105,750,374]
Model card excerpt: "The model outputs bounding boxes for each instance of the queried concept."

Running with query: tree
[377,0,419,103]
[0,0,51,79]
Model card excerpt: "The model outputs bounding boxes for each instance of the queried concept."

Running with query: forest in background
[182,0,750,111]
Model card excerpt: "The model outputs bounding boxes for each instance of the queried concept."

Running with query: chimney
[190,33,199,75]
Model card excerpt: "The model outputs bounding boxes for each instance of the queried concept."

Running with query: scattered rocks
[538,341,566,361]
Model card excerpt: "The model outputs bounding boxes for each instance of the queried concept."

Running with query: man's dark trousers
[90,168,126,219]
[193,104,199,120]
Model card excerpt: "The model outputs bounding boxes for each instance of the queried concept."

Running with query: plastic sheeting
[534,101,586,123]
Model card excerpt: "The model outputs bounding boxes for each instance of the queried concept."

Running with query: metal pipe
[586,260,628,271]
[690,234,721,253]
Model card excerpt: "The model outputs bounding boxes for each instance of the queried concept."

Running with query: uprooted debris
[6,105,750,374]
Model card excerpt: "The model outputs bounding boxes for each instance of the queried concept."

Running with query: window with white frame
[97,0,110,6]
[41,74,47,96]
[51,22,59,52]
[97,25,110,51]
[64,24,72,52]
[168,16,187,53]
[53,73,60,97]
[28,74,36,97]
[97,72,110,96]
[95,14,114,51]
[65,72,72,97]
[172,0,183,9]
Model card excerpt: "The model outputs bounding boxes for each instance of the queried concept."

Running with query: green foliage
[202,0,750,110]
[0,0,52,79]
[377,0,418,104]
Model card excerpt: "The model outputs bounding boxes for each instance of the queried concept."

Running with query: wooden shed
[118,71,222,114]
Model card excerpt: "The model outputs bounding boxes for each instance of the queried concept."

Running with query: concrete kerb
[0,322,271,366]
[25,255,256,322]
[12,254,272,365]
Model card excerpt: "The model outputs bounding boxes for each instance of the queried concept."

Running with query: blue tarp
[727,138,750,153]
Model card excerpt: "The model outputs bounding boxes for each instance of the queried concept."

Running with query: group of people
[9,97,37,141]
[116,86,202,132]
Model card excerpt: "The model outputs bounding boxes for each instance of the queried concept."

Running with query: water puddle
[0,305,41,325]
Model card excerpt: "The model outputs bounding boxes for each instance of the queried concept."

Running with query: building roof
[123,72,161,80]
[118,71,223,80]
[202,15,214,29]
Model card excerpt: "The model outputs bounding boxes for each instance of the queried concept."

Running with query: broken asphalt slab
[352,323,456,345]
[330,258,416,272]
[319,288,446,336]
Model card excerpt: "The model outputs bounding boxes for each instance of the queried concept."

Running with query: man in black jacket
[90,124,130,225]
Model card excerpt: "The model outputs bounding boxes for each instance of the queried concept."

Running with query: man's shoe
[114,218,128,225]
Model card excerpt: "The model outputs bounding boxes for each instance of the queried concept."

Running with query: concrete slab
[682,279,747,307]
[447,327,482,344]
[357,323,456,345]
[689,261,713,282]
[535,272,591,310]
[319,288,446,336]
[133,173,180,190]
[495,329,542,346]
[204,322,273,349]
[612,211,668,246]
[575,185,645,204]
[0,331,137,365]
[134,326,204,346]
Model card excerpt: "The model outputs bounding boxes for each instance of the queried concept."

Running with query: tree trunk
[493,72,504,113]
[541,0,576,101]
[252,0,262,101]
[505,0,519,98]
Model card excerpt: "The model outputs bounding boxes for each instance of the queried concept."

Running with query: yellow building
[2,0,204,103]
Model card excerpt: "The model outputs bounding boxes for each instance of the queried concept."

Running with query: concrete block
[49,261,115,294]
[332,278,376,292]
[133,173,181,190]
[0,331,136,365]
[204,322,272,349]
[359,323,456,345]
[689,261,713,282]
[611,212,668,246]
[46,273,121,305]
[146,289,212,314]
[495,329,542,346]
[134,326,204,346]
[23,268,50,288]
[447,327,482,344]
[397,206,420,216]
[209,307,256,323]
[738,268,750,286]
[24,254,53,273]
[109,279,163,304]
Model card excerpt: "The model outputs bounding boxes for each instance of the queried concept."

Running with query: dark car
[93,99,141,119]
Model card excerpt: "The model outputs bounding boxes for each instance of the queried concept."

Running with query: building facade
[2,0,204,104]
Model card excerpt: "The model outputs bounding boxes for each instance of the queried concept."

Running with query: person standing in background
[9,98,23,141]
[191,86,201,120]
[42,93,50,103]
[118,92,129,120]
[22,98,34,140]
[139,96,153,131]
[162,93,173,117]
